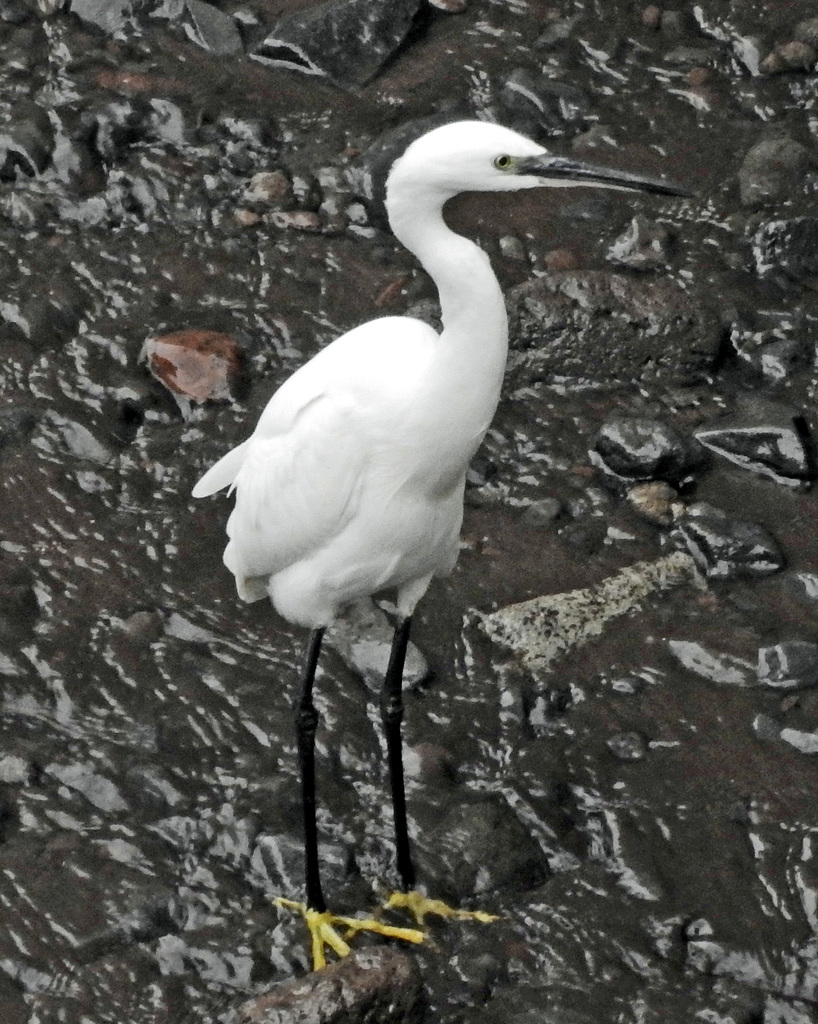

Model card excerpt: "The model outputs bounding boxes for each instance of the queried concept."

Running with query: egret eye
[494,154,513,171]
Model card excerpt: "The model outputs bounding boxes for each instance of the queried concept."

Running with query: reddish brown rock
[234,947,426,1024]
[144,330,244,404]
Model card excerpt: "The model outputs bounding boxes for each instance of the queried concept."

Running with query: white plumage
[193,120,688,629]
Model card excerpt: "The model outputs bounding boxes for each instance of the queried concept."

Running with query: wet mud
[1,0,818,1022]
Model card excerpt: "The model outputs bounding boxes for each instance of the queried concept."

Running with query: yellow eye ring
[494,154,512,170]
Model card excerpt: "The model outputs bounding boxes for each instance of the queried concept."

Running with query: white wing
[222,391,371,594]
[193,315,440,602]
[192,440,250,498]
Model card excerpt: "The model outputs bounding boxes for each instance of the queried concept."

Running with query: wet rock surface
[2,0,818,1022]
[232,946,426,1024]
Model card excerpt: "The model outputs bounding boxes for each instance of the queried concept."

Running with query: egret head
[386,120,691,205]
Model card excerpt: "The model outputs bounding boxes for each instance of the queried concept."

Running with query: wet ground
[1,0,818,1021]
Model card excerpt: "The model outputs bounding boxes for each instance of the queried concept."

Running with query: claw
[383,890,499,927]
[274,897,425,971]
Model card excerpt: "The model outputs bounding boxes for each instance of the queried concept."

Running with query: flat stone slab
[481,551,704,674]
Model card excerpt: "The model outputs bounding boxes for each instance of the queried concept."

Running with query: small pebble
[242,170,292,205]
[757,641,818,689]
[684,918,714,940]
[795,17,818,48]
[499,234,526,261]
[660,10,685,38]
[266,210,323,232]
[626,481,681,526]
[641,4,661,30]
[607,731,647,761]
[0,754,30,784]
[685,66,710,86]
[427,0,467,11]
[233,208,262,227]
[542,247,580,272]
[521,497,563,527]
[120,610,164,641]
[760,40,816,75]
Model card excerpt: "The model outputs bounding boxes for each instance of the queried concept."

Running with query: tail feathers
[237,575,269,603]
[223,539,269,603]
[192,440,250,498]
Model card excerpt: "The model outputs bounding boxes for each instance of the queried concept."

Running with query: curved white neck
[384,176,511,475]
[385,187,508,371]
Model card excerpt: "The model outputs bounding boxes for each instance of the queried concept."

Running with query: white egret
[193,120,690,968]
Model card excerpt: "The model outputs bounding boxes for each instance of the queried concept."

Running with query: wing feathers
[192,440,250,498]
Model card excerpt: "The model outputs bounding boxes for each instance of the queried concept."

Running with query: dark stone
[0,408,37,450]
[81,99,148,164]
[232,946,426,1024]
[75,890,176,963]
[521,497,563,527]
[606,732,647,761]
[784,572,818,606]
[536,14,582,48]
[751,218,818,285]
[418,798,549,901]
[695,424,815,487]
[738,136,811,208]
[671,502,785,580]
[0,574,38,640]
[69,0,134,35]
[0,104,54,180]
[728,310,811,380]
[0,0,33,24]
[251,0,428,87]
[183,0,243,57]
[19,283,87,348]
[507,271,722,385]
[251,834,355,897]
[757,642,818,690]
[606,214,672,271]
[558,195,613,222]
[592,417,696,483]
[498,69,589,138]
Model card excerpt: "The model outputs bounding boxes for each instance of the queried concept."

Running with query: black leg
[297,628,326,913]
[381,616,416,891]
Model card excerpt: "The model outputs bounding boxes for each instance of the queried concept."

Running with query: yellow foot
[273,897,425,971]
[382,890,499,927]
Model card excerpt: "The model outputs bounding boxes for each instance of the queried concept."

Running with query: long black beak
[517,154,693,197]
